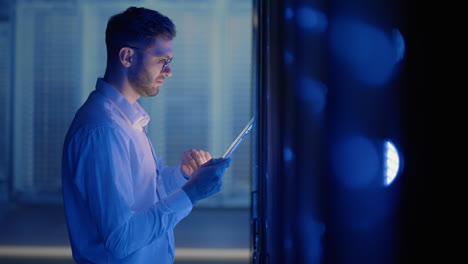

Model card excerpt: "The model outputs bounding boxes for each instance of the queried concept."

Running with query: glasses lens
[162,58,172,71]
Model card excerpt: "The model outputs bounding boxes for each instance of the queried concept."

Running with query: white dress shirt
[62,78,192,263]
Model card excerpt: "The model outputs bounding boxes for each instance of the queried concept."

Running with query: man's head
[105,6,176,60]
[105,7,176,99]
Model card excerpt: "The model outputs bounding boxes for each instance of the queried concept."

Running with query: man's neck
[103,69,140,104]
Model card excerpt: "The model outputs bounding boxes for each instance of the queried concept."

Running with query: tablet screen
[222,117,255,159]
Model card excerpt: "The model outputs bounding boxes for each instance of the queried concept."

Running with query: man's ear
[119,47,134,68]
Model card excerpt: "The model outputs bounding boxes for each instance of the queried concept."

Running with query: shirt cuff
[161,188,193,213]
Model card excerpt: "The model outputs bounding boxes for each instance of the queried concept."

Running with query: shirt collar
[95,78,150,128]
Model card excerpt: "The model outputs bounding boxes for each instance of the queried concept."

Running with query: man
[61,6,231,264]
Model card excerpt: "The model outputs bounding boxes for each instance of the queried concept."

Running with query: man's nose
[161,64,172,77]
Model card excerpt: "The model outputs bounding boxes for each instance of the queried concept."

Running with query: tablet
[222,117,255,159]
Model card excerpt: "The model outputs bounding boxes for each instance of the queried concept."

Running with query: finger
[203,151,212,162]
[189,149,205,167]
[183,151,193,162]
[195,150,207,164]
[188,158,198,169]
[197,150,211,165]
[189,149,200,159]
[184,152,199,170]
[182,152,191,163]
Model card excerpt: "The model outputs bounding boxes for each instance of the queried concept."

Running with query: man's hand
[180,149,212,178]
[182,158,231,204]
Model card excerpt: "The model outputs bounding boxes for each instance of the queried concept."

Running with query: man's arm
[75,126,192,259]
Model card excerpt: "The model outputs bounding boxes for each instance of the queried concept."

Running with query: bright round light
[384,140,400,186]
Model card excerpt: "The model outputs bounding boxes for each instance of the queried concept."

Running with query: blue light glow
[283,146,295,163]
[298,212,325,263]
[284,50,294,65]
[384,140,400,186]
[330,18,402,86]
[285,7,294,20]
[330,135,379,189]
[392,28,405,62]
[296,7,328,32]
[296,77,327,115]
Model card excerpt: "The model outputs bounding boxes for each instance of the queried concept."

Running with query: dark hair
[105,6,176,60]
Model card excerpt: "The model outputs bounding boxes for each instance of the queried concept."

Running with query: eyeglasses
[127,46,173,72]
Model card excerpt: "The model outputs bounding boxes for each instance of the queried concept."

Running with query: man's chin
[149,88,160,97]
[141,87,159,97]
